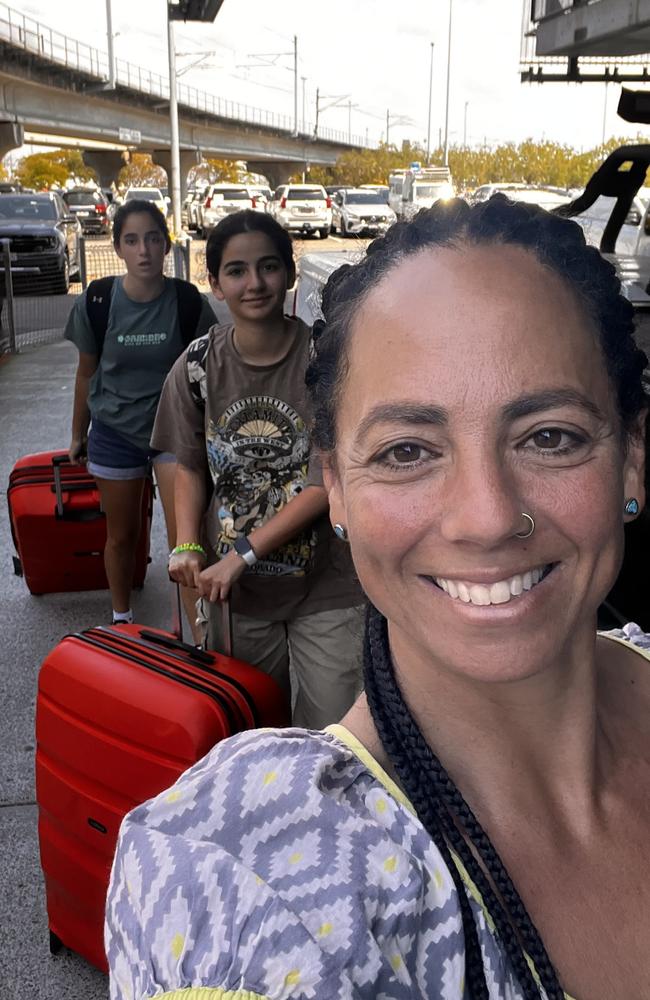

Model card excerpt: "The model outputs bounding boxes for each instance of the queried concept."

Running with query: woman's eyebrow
[355,402,448,443]
[502,388,605,422]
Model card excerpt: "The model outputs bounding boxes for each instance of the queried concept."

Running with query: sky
[13,0,650,159]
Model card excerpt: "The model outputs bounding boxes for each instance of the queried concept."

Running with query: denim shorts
[87,418,175,480]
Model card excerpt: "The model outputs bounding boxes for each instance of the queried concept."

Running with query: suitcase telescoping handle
[51,453,96,519]
[170,581,233,656]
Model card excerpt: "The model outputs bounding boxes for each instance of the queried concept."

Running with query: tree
[118,153,167,190]
[16,152,69,189]
[189,158,242,185]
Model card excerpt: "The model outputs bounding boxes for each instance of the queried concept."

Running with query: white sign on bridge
[118,127,141,144]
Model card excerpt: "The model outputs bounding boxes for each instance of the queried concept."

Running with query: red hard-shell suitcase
[8,450,152,594]
[36,606,290,972]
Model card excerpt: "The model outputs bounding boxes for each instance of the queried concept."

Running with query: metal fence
[0,237,191,353]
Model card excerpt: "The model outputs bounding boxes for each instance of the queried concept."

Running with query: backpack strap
[85,276,116,357]
[174,278,204,348]
[185,331,211,408]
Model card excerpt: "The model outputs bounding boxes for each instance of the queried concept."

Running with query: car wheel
[53,254,70,295]
[319,228,329,239]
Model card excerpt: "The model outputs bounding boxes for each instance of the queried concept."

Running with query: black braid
[305,195,649,995]
[364,606,563,999]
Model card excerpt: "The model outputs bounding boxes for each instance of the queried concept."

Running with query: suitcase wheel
[12,555,22,577]
[49,930,63,955]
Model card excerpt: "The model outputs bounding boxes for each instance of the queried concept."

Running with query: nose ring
[515,512,535,539]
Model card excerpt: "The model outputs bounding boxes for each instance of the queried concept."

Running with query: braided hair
[306,196,648,998]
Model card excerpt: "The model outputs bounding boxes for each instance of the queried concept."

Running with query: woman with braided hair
[106,195,649,1000]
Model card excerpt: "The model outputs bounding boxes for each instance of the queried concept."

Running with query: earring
[333,523,348,542]
[624,498,640,516]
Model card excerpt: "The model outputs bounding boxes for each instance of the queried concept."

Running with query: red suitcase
[36,603,290,972]
[8,450,152,594]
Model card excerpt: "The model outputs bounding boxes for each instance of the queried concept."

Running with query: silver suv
[269,184,332,238]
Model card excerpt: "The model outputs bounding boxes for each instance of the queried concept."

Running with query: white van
[400,166,454,221]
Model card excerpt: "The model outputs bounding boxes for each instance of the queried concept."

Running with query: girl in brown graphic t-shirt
[156,210,363,728]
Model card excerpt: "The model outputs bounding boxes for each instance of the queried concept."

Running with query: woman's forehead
[221,230,280,262]
[344,243,608,412]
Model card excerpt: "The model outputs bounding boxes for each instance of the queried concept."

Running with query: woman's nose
[439,448,525,548]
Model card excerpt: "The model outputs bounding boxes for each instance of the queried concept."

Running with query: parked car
[123,187,168,218]
[331,188,396,237]
[569,193,647,255]
[470,183,570,211]
[0,191,81,294]
[62,188,109,236]
[269,184,332,238]
[198,184,255,236]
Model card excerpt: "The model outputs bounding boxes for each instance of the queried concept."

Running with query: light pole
[301,76,307,133]
[443,0,453,168]
[293,35,298,136]
[105,0,116,88]
[463,100,469,147]
[347,99,359,144]
[167,0,226,235]
[426,42,434,164]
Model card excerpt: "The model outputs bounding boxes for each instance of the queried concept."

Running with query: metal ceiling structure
[168,0,225,22]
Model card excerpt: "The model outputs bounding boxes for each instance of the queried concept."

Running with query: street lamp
[443,0,453,168]
[426,41,434,164]
[166,0,226,235]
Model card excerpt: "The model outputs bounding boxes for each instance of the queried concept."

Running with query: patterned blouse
[106,626,650,1000]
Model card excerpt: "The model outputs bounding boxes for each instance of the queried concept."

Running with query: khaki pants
[205,603,365,730]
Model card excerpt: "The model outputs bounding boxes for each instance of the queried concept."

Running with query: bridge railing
[0,1,371,148]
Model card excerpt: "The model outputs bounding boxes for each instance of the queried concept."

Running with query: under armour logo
[91,295,103,303]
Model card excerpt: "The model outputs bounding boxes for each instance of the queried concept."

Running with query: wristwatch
[233,536,258,567]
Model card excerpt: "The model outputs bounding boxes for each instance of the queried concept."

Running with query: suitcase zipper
[94,627,259,728]
[73,631,243,732]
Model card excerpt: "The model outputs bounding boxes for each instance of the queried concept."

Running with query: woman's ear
[322,453,345,527]
[623,408,647,515]
[208,272,225,301]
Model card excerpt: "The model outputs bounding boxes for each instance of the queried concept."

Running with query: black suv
[0,192,81,294]
[62,188,109,236]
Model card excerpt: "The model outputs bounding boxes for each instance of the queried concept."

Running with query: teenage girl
[66,199,215,626]
[154,209,363,727]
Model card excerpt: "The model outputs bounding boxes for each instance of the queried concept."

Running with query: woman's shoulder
[107,728,467,999]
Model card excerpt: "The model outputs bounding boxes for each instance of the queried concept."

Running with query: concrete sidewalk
[0,340,174,998]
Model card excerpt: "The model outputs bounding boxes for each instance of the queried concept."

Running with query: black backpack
[85,276,204,356]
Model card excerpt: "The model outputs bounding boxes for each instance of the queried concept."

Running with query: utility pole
[386,108,390,146]
[464,100,469,147]
[166,15,182,235]
[443,0,453,167]
[105,0,115,88]
[314,87,320,138]
[293,35,298,136]
[301,76,307,133]
[348,99,353,144]
[426,42,434,164]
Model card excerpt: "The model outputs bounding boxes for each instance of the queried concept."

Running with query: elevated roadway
[0,2,368,189]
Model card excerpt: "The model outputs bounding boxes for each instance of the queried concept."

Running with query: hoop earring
[333,523,348,542]
[515,512,535,539]
[624,498,640,516]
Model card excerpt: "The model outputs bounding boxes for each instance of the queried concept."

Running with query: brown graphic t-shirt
[152,320,362,620]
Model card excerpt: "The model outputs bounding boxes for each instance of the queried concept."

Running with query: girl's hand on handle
[68,438,87,464]
[168,550,206,589]
[197,551,246,603]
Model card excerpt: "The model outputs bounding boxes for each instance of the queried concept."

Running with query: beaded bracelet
[169,542,207,559]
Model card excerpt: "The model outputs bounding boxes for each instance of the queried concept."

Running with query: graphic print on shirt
[206,394,315,576]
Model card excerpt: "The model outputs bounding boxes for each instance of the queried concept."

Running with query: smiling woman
[105,198,650,1000]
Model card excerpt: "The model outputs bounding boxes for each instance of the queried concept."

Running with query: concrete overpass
[0,2,370,191]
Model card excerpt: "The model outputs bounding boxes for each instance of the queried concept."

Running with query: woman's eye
[524,427,586,455]
[392,443,422,463]
[376,442,435,470]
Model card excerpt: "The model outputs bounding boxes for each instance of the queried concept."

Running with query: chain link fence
[0,237,191,354]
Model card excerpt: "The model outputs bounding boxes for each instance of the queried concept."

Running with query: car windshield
[414,184,448,198]
[65,192,101,205]
[390,181,403,195]
[216,189,249,199]
[347,192,387,205]
[0,197,56,220]
[287,189,324,200]
[126,190,161,201]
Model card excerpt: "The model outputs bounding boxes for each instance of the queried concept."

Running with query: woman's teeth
[433,566,549,606]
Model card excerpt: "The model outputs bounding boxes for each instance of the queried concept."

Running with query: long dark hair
[306,195,648,999]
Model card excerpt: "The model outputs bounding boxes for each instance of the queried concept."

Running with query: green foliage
[118,153,167,189]
[294,134,650,193]
[15,148,97,189]
[189,158,242,185]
